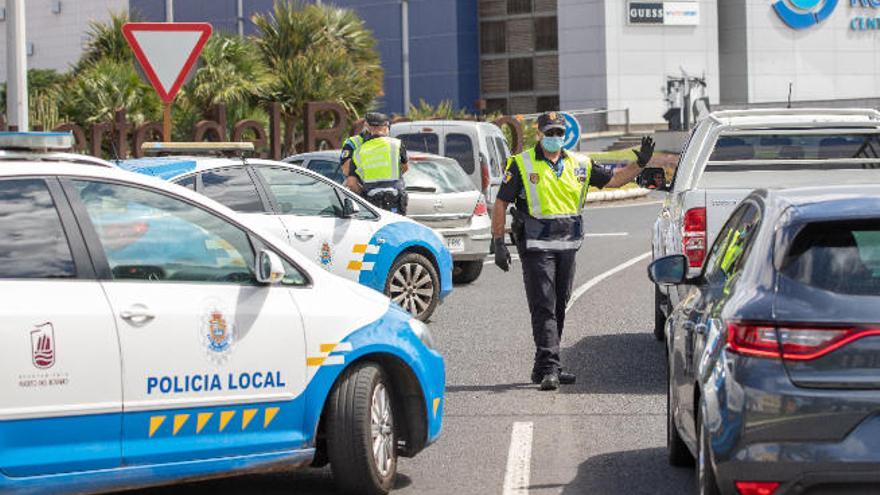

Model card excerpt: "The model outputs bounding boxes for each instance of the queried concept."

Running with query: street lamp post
[401,0,411,115]
[6,0,28,131]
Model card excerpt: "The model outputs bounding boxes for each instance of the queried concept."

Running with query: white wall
[558,0,607,111]
[603,0,720,125]
[0,0,126,80]
[744,0,880,104]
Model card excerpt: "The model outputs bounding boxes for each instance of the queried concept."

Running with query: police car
[0,133,444,495]
[119,143,452,322]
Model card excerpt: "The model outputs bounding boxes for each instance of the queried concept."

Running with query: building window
[537,95,559,112]
[480,21,506,54]
[535,17,557,51]
[508,58,534,92]
[486,98,508,115]
[508,0,532,15]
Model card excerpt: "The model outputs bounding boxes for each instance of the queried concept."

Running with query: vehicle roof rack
[0,131,74,151]
[710,108,880,121]
[141,141,255,157]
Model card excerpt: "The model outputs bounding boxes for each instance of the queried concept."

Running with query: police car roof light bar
[0,131,74,151]
[141,141,255,157]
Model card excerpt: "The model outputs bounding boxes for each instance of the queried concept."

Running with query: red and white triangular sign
[122,22,212,103]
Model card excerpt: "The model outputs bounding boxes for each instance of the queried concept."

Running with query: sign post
[122,22,212,141]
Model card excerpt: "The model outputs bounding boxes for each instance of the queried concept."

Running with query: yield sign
[122,22,212,103]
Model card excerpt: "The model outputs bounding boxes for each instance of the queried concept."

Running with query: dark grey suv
[650,185,880,495]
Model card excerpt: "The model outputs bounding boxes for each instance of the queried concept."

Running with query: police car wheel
[453,260,483,284]
[327,362,397,495]
[385,253,439,322]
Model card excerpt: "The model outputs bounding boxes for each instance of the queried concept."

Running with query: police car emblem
[207,311,231,353]
[319,241,333,268]
[529,173,540,184]
[30,322,55,369]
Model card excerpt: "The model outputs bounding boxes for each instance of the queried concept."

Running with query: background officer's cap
[365,112,390,126]
[537,112,566,133]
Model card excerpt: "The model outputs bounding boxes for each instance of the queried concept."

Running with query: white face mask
[541,136,564,152]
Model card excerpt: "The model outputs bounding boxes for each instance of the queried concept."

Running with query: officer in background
[340,112,410,214]
[491,112,655,391]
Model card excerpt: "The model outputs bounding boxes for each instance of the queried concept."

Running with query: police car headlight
[409,318,435,349]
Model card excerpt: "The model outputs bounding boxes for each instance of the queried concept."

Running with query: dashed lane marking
[566,251,652,312]
[502,421,534,495]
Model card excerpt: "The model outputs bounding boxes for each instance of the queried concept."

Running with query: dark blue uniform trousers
[518,248,577,375]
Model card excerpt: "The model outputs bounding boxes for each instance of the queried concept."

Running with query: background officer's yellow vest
[353,137,402,184]
[509,148,591,251]
[511,148,591,219]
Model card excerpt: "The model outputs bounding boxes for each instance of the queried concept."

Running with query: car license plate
[446,237,464,252]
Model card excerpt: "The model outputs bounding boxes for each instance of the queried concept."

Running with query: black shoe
[540,373,559,391]
[531,371,541,384]
[559,371,576,385]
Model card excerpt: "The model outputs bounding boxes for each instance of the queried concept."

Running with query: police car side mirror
[647,255,687,286]
[639,167,669,191]
[342,197,360,217]
[256,250,286,285]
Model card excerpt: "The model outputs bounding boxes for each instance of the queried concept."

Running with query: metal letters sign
[629,2,665,24]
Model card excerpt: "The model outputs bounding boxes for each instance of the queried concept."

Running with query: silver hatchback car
[285,151,491,284]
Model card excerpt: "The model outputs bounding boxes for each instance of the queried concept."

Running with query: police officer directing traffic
[491,112,655,391]
[340,112,410,214]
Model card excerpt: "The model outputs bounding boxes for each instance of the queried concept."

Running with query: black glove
[494,238,511,272]
[633,136,655,168]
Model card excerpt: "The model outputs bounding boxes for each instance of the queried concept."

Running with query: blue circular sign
[773,0,837,30]
[561,112,581,151]
[789,0,821,9]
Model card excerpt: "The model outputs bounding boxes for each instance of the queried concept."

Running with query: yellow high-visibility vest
[352,137,402,184]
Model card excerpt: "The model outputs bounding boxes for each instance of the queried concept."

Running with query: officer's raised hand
[633,136,655,167]
[494,238,511,272]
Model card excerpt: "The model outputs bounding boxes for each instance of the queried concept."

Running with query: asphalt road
[124,196,694,495]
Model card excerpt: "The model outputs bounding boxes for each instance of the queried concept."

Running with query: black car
[649,185,880,495]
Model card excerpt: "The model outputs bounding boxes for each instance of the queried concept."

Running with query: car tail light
[735,481,780,495]
[473,196,488,216]
[682,207,706,268]
[727,322,880,361]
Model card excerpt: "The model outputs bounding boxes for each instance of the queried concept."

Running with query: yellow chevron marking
[319,343,337,353]
[242,409,258,430]
[433,398,441,418]
[149,416,166,438]
[173,414,190,436]
[219,410,236,432]
[347,260,363,271]
[352,244,368,253]
[307,357,326,366]
[264,407,280,428]
[196,412,213,433]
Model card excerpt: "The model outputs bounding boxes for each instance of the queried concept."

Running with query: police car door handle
[120,305,155,326]
[294,229,315,240]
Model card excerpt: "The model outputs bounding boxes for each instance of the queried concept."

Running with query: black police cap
[537,112,566,132]
[365,112,390,126]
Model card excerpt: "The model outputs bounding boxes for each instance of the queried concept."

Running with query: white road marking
[584,232,628,237]
[502,421,534,495]
[588,200,663,210]
[566,251,652,312]
[484,254,521,265]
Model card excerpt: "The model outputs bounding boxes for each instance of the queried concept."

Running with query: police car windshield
[405,158,475,194]
[708,131,880,162]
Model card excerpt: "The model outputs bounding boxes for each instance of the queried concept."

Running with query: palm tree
[75,11,132,72]
[59,58,161,126]
[253,0,383,151]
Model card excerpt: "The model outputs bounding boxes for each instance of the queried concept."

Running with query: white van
[391,121,511,210]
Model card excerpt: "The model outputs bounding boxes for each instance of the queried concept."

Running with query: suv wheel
[696,407,721,495]
[327,363,397,495]
[654,286,667,341]
[386,252,440,321]
[453,260,483,284]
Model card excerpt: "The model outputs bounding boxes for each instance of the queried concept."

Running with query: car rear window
[307,159,344,184]
[399,133,439,155]
[709,133,880,162]
[404,158,476,194]
[445,133,476,175]
[782,220,880,295]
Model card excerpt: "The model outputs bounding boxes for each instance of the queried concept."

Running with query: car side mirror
[342,197,360,217]
[648,255,688,286]
[256,250,286,284]
[639,167,669,191]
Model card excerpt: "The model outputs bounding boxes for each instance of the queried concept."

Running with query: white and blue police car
[0,133,445,495]
[119,143,453,321]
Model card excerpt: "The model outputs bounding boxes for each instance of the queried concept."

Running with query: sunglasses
[544,129,565,137]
